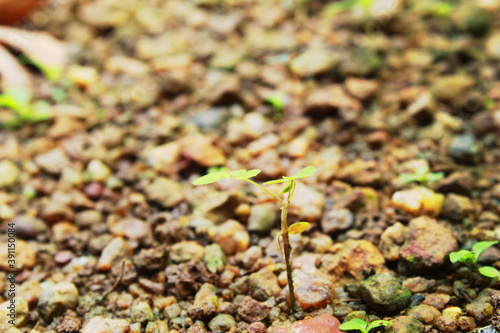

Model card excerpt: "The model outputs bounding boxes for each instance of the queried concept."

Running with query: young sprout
[0,87,53,127]
[450,241,500,280]
[398,165,444,185]
[339,318,392,333]
[264,91,288,121]
[323,0,374,16]
[265,91,287,111]
[193,166,316,312]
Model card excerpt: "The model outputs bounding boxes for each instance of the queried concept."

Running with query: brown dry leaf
[0,26,68,81]
[0,45,32,90]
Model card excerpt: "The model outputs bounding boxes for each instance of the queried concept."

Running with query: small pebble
[81,316,130,333]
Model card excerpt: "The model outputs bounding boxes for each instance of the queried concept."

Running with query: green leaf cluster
[339,318,392,333]
[0,88,54,128]
[412,0,456,17]
[450,241,499,279]
[323,0,374,16]
[192,168,261,185]
[265,91,287,111]
[264,166,316,194]
[398,165,444,185]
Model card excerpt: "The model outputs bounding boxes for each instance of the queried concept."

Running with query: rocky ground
[1,0,500,332]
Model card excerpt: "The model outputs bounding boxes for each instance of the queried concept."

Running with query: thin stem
[246,177,300,312]
[281,180,299,312]
[100,260,125,302]
[245,179,286,206]
[288,181,296,206]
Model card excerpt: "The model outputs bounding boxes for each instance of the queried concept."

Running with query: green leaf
[51,86,67,103]
[30,100,54,122]
[0,94,19,110]
[1,115,22,128]
[367,320,392,332]
[193,171,231,185]
[0,87,33,113]
[449,250,472,264]
[288,222,310,235]
[231,169,247,178]
[323,0,357,16]
[290,166,316,179]
[265,91,287,111]
[415,165,430,175]
[473,241,498,260]
[339,318,368,332]
[20,53,63,82]
[485,97,495,109]
[432,1,454,16]
[236,169,261,180]
[280,180,293,194]
[207,166,227,174]
[398,173,421,183]
[359,0,374,8]
[264,178,288,185]
[479,266,500,279]
[425,172,444,183]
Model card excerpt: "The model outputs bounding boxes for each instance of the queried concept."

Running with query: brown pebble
[422,293,450,310]
[458,316,476,331]
[237,296,270,323]
[407,304,441,325]
[55,251,76,265]
[138,278,165,294]
[13,215,48,239]
[0,240,36,270]
[41,201,75,225]
[403,277,436,294]
[434,315,458,333]
[84,181,103,199]
[52,222,78,242]
[19,280,42,308]
[247,322,266,333]
[117,293,134,309]
[367,131,389,149]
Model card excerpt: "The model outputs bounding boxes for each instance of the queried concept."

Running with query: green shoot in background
[193,166,316,312]
[0,87,54,127]
[450,241,499,280]
[398,164,444,185]
[339,318,392,333]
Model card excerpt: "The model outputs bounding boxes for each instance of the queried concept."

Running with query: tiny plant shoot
[450,241,499,280]
[0,87,53,127]
[339,318,392,333]
[193,166,316,312]
[398,164,444,185]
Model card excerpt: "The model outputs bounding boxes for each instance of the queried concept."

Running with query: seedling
[323,0,374,16]
[265,91,288,121]
[0,87,53,127]
[413,0,455,17]
[339,318,392,333]
[193,166,316,312]
[450,241,499,280]
[398,165,444,185]
[265,91,287,111]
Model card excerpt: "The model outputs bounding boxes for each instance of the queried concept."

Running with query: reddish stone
[323,239,386,281]
[84,181,103,199]
[54,251,76,265]
[273,314,342,333]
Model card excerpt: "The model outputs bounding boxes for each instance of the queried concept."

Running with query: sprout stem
[245,179,286,206]
[281,180,299,312]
